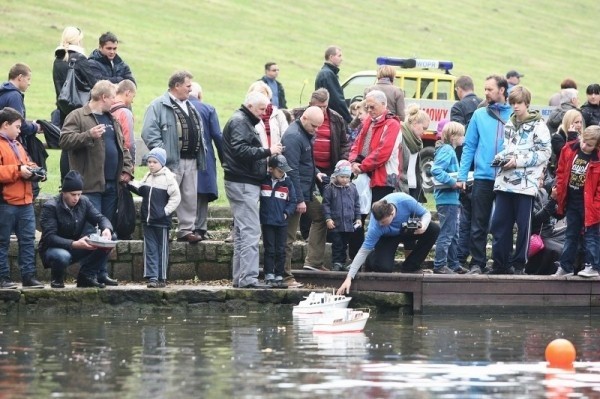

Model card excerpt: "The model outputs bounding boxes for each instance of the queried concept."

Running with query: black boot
[77,274,105,288]
[98,275,118,286]
[51,268,65,289]
[22,274,44,289]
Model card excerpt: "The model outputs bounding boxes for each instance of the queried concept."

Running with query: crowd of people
[1,27,600,292]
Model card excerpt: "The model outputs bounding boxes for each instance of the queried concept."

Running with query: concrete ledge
[0,285,411,315]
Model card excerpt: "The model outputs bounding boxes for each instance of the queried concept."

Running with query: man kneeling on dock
[39,171,114,288]
[337,193,439,294]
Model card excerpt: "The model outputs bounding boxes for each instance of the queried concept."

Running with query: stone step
[7,237,492,285]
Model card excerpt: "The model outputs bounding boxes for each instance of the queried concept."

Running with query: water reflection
[1,311,600,398]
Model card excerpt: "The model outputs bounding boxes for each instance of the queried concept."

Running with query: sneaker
[332,263,345,272]
[578,265,600,278]
[433,266,456,275]
[22,275,44,289]
[513,268,526,275]
[551,266,573,277]
[158,280,167,288]
[467,266,482,275]
[452,265,469,274]
[147,280,159,288]
[285,278,303,288]
[271,277,288,289]
[303,265,329,272]
[0,278,18,289]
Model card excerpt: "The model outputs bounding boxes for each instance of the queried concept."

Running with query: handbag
[354,173,372,215]
[528,233,545,258]
[57,60,90,115]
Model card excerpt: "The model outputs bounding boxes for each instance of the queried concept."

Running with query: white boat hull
[312,309,370,333]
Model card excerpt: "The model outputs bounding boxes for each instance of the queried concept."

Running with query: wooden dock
[294,270,600,314]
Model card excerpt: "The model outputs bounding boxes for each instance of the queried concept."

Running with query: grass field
[2,0,600,203]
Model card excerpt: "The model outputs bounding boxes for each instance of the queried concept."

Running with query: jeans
[559,200,600,273]
[262,224,287,277]
[469,179,495,268]
[42,247,110,277]
[86,180,118,278]
[330,231,353,264]
[433,205,460,270]
[457,191,472,264]
[490,191,533,271]
[0,203,36,278]
[365,222,440,272]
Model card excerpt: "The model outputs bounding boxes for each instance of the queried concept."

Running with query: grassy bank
[2,0,599,202]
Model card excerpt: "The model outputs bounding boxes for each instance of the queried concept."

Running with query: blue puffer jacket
[322,182,361,232]
[458,103,512,181]
[431,143,460,206]
[259,174,296,227]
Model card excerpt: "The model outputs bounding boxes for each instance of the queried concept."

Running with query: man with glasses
[260,62,286,109]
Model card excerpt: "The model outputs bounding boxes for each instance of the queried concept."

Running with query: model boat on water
[292,291,352,315]
[312,308,370,333]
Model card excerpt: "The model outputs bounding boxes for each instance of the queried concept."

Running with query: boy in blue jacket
[322,160,361,271]
[260,155,296,288]
[431,122,466,274]
[128,148,181,288]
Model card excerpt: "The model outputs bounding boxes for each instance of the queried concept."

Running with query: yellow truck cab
[342,57,458,191]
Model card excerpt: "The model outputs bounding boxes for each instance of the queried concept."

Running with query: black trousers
[365,222,440,272]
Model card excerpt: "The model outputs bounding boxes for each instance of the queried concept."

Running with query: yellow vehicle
[342,57,458,191]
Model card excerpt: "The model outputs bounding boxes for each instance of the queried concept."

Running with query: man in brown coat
[60,79,133,286]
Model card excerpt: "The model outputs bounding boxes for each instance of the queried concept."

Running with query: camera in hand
[490,158,509,167]
[28,167,47,182]
[402,217,421,231]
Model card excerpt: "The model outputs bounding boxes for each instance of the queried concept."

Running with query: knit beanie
[332,160,352,178]
[62,170,84,192]
[147,147,167,167]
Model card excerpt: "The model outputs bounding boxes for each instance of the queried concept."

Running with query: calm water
[1,308,600,398]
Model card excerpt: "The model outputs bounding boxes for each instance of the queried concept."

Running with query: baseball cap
[268,154,292,172]
[506,70,524,79]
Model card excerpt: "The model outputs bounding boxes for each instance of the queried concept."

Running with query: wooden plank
[422,280,593,295]
[422,294,591,307]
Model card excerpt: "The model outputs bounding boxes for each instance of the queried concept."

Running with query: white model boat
[312,308,370,333]
[292,291,352,315]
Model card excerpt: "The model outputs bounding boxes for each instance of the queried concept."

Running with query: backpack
[115,185,136,239]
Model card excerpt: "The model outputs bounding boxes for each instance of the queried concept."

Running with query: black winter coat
[581,102,600,127]
[322,182,361,232]
[291,106,350,175]
[88,49,136,85]
[38,194,113,263]
[314,63,352,123]
[222,106,271,185]
[281,120,318,203]
[52,50,97,98]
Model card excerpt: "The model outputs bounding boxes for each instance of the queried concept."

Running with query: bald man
[281,106,326,287]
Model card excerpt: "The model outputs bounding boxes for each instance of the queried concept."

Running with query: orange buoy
[545,339,576,368]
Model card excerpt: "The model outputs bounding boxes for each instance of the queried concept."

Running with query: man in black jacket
[315,46,352,123]
[281,106,325,284]
[451,75,482,129]
[88,32,136,85]
[222,91,282,289]
[39,171,114,289]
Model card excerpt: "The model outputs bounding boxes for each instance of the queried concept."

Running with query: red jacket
[349,113,402,188]
[0,136,36,205]
[555,140,600,226]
